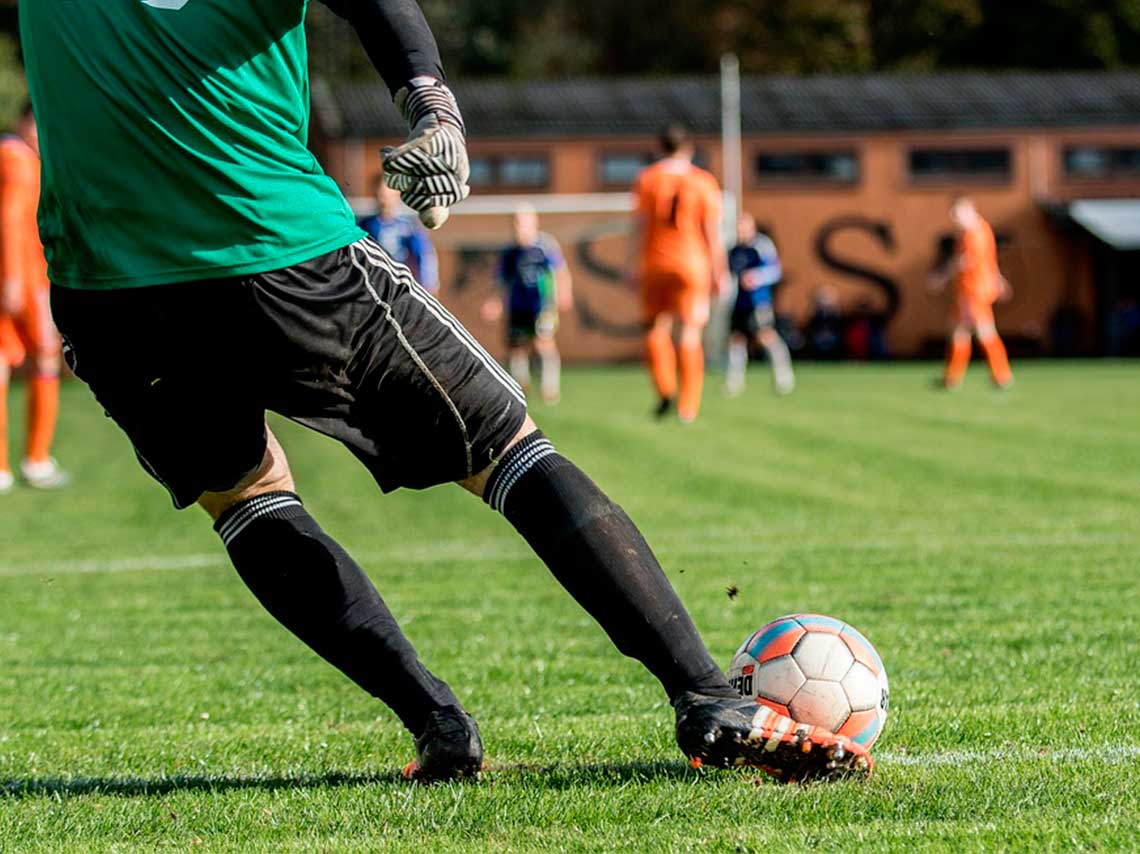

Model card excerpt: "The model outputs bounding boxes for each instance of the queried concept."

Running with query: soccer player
[931,197,1014,389]
[21,0,869,783]
[0,103,67,493]
[481,205,572,404]
[358,175,440,294]
[629,125,726,424]
[725,213,795,397]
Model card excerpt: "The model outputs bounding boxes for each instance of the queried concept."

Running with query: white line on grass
[880,745,1140,767]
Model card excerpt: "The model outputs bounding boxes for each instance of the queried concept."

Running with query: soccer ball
[727,614,889,749]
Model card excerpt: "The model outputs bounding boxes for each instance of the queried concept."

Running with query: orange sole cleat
[675,691,873,783]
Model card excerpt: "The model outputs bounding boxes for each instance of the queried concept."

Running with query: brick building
[313,73,1140,360]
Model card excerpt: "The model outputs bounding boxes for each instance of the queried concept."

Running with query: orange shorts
[0,285,60,368]
[642,269,710,326]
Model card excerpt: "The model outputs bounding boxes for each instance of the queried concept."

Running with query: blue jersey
[729,236,782,313]
[498,235,564,317]
[358,213,439,293]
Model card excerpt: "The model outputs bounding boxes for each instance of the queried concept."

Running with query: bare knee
[679,323,703,347]
[33,351,61,377]
[457,414,538,499]
[198,427,295,522]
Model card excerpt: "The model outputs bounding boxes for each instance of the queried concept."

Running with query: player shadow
[0,769,403,800]
[0,760,702,799]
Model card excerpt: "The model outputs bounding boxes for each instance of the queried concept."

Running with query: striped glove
[382,77,470,230]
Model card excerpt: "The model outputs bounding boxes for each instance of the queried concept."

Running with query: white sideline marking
[880,745,1140,767]
[0,554,230,577]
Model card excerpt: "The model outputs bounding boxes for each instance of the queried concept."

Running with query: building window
[755,151,860,184]
[908,148,1011,181]
[465,154,551,189]
[468,156,495,188]
[599,152,654,187]
[1063,146,1140,179]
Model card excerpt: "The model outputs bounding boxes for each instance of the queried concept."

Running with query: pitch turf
[2,362,1139,850]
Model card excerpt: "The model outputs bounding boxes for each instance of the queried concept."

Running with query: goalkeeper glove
[382,77,470,230]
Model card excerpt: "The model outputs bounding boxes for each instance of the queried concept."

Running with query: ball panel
[792,631,854,681]
[840,625,885,674]
[792,613,846,635]
[756,698,792,718]
[837,708,882,748]
[753,655,806,704]
[788,679,851,732]
[745,618,806,663]
[840,661,879,712]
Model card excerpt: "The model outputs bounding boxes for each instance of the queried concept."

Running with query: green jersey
[19,0,364,289]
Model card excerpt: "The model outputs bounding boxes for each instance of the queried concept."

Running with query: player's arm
[701,187,727,298]
[481,251,508,322]
[0,152,26,316]
[543,236,573,312]
[319,0,467,229]
[752,237,783,289]
[624,174,648,290]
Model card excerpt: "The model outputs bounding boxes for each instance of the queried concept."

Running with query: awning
[1067,199,1140,251]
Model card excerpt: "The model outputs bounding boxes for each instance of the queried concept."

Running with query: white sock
[726,340,748,394]
[539,348,561,401]
[509,350,530,391]
[765,336,795,393]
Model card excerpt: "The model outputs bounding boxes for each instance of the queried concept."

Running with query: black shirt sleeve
[318,0,445,95]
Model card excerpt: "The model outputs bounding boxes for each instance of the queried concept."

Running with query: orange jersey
[955,218,1000,306]
[633,158,721,286]
[0,136,49,294]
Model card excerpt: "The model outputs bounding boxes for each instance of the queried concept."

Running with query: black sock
[215,492,460,735]
[484,432,736,702]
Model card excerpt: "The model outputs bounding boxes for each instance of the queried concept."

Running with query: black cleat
[674,691,872,784]
[654,397,676,420]
[402,708,484,783]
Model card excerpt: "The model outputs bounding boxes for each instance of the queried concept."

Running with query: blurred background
[2,1,1140,360]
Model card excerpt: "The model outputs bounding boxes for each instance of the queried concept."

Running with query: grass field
[2,362,1139,850]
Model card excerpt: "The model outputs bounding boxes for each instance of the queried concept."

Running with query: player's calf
[205,430,470,766]
[474,427,737,702]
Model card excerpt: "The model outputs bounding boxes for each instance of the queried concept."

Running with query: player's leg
[199,428,477,780]
[974,311,1013,389]
[676,288,709,423]
[16,288,67,488]
[943,324,972,389]
[0,357,11,493]
[534,333,561,405]
[507,345,530,393]
[643,275,678,416]
[51,277,477,781]
[461,422,871,780]
[725,331,748,397]
[758,327,795,395]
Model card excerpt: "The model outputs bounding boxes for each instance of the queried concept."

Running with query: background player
[725,213,795,397]
[0,103,67,493]
[629,124,726,423]
[930,197,1014,389]
[358,175,440,294]
[22,0,868,784]
[482,205,572,404]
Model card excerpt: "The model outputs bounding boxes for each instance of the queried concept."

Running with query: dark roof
[320,72,1140,140]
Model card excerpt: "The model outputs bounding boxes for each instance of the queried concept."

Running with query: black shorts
[507,308,557,348]
[730,304,776,338]
[52,238,528,509]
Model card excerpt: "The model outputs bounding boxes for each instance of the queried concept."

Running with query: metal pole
[721,53,743,240]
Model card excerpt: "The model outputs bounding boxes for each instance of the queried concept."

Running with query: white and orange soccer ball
[727,614,890,749]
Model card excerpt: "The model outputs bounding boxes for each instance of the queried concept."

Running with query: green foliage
[304,0,1140,79]
[0,33,25,130]
[2,364,1140,848]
